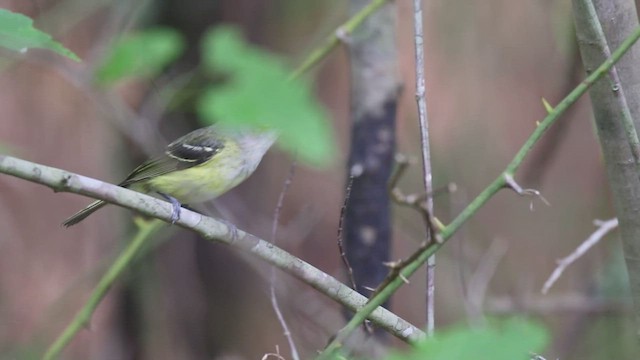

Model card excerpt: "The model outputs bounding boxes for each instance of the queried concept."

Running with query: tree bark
[345,0,399,316]
[572,0,640,343]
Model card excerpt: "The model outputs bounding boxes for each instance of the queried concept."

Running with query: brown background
[0,0,631,359]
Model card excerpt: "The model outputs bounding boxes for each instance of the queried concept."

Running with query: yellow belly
[139,145,252,204]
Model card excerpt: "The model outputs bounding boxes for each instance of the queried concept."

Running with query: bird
[62,124,277,227]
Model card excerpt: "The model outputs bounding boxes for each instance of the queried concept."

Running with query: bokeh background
[0,0,634,359]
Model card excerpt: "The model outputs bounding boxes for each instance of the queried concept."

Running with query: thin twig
[503,174,550,210]
[338,173,358,291]
[270,161,299,360]
[541,218,618,294]
[412,0,436,335]
[261,345,286,360]
[288,0,392,80]
[389,154,448,243]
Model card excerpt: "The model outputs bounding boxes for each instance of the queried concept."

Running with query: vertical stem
[412,0,436,335]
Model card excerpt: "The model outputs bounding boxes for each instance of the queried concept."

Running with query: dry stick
[261,345,286,360]
[337,171,376,336]
[270,161,299,360]
[504,174,550,210]
[317,25,640,359]
[412,0,436,336]
[541,218,619,294]
[388,155,445,240]
[338,174,358,292]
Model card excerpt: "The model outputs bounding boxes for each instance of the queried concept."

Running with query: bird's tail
[62,200,108,227]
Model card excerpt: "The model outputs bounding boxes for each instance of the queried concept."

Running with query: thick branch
[572,0,640,343]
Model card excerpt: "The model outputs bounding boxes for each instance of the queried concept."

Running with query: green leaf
[96,27,185,84]
[0,9,80,61]
[385,318,549,360]
[197,26,335,166]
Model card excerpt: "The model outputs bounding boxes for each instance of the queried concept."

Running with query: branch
[572,0,640,345]
[338,174,357,291]
[270,161,300,360]
[288,0,391,80]
[575,0,640,163]
[318,25,640,358]
[541,218,618,294]
[0,155,424,344]
[412,0,436,334]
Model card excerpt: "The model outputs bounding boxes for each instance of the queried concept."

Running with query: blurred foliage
[96,27,185,84]
[0,8,79,61]
[93,24,335,166]
[198,26,335,166]
[384,318,549,360]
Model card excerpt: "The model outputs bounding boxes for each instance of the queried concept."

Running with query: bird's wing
[119,128,225,187]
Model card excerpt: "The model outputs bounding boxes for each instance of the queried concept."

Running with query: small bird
[62,125,277,227]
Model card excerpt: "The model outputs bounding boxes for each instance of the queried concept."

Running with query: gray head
[233,128,278,153]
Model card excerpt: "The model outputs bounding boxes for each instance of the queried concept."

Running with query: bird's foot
[158,192,182,224]
[220,219,239,241]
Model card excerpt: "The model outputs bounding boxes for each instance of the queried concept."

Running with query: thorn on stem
[382,260,402,269]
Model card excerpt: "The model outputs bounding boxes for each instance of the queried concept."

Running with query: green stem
[43,220,164,360]
[318,25,640,359]
[288,0,391,81]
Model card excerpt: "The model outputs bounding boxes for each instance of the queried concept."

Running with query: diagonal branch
[0,155,424,344]
[288,0,392,80]
[541,218,618,294]
[318,25,640,359]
